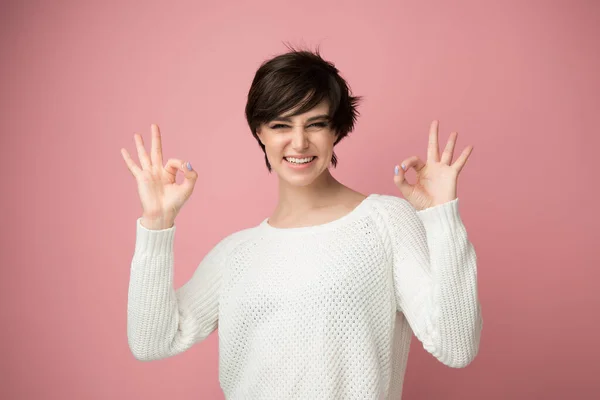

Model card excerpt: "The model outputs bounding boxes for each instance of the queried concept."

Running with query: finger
[401,156,426,173]
[427,120,440,163]
[164,158,186,179]
[393,156,425,194]
[393,163,413,198]
[440,131,458,165]
[134,133,152,170]
[121,148,142,178]
[452,145,474,173]
[150,124,164,168]
[179,161,198,196]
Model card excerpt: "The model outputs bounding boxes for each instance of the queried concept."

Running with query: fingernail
[186,161,192,171]
[401,164,406,171]
[394,165,399,175]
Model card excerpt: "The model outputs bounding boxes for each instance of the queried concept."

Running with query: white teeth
[285,156,315,164]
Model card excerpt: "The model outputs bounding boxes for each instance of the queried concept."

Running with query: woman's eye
[269,122,328,129]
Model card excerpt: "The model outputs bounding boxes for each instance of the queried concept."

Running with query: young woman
[121,48,482,399]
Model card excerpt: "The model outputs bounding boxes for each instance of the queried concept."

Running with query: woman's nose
[291,127,309,149]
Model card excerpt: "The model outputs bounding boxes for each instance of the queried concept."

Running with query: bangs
[253,71,341,124]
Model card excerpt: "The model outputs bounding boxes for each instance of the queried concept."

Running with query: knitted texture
[127,194,482,399]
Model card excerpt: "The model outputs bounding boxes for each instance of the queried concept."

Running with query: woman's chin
[279,166,329,187]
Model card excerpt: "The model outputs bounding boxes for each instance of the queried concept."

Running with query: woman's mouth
[283,156,317,169]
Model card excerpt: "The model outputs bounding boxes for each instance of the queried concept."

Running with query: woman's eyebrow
[271,114,330,123]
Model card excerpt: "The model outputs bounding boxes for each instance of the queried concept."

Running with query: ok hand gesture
[121,124,198,230]
[393,120,473,211]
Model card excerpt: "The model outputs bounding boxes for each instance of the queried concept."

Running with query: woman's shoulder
[366,193,412,212]
[218,223,262,246]
[338,189,411,216]
[363,193,420,235]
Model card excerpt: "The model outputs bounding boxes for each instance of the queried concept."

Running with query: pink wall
[1,0,598,398]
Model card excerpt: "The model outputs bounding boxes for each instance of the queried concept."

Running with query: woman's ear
[256,126,265,145]
[333,129,341,144]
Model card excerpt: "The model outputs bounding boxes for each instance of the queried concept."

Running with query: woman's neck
[275,169,345,215]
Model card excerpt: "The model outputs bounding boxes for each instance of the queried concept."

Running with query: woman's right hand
[121,124,198,230]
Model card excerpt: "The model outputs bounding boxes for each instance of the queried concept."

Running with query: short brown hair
[245,44,362,172]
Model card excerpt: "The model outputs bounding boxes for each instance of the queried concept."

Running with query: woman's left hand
[393,120,473,211]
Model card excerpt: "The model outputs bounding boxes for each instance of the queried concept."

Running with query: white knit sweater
[127,193,482,399]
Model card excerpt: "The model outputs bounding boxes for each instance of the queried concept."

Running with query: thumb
[393,164,412,198]
[179,161,198,194]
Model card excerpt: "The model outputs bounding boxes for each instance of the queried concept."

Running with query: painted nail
[186,162,192,171]
[401,164,406,171]
[394,165,399,175]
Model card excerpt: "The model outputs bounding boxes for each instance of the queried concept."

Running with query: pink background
[1,0,598,399]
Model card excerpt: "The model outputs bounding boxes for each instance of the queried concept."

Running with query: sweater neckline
[259,193,379,234]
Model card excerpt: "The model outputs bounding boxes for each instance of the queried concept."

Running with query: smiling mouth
[284,156,317,165]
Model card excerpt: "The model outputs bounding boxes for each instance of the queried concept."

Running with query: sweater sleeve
[380,196,483,368]
[126,217,236,361]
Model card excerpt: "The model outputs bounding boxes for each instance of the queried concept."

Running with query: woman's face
[257,100,337,186]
